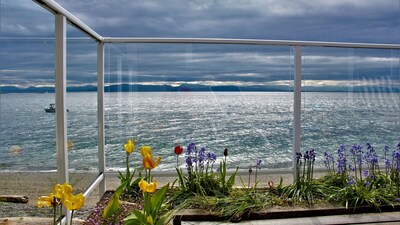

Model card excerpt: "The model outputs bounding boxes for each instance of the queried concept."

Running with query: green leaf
[151,184,169,207]
[155,210,174,225]
[124,210,145,225]
[176,168,185,188]
[103,183,124,219]
[227,167,239,189]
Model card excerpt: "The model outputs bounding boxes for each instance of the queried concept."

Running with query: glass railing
[1,1,399,215]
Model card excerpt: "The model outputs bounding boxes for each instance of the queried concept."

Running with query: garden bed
[84,190,400,225]
[80,141,400,224]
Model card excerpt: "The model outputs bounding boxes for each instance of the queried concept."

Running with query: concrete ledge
[173,204,400,224]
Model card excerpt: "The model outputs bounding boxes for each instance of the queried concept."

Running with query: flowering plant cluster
[282,149,316,204]
[175,142,237,196]
[322,142,400,208]
[37,182,85,225]
[103,140,171,225]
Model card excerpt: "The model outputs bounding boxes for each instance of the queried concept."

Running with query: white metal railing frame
[32,0,400,223]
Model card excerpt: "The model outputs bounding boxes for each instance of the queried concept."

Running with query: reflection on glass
[302,47,400,165]
[104,44,294,170]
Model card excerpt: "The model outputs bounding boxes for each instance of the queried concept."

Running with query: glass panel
[66,25,99,194]
[0,0,58,170]
[105,43,294,171]
[0,0,58,217]
[302,47,400,166]
[0,38,56,170]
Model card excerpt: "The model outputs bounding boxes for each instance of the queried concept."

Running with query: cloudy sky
[0,0,399,89]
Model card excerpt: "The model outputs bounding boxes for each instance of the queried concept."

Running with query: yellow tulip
[142,153,161,170]
[37,194,56,208]
[140,146,152,156]
[124,140,135,154]
[138,178,157,193]
[54,182,72,200]
[63,193,85,211]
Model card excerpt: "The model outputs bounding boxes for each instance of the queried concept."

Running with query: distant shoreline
[1,83,399,93]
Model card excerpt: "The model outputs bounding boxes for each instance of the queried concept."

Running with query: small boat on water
[44,103,69,113]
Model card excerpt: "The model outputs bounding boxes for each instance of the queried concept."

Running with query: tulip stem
[59,204,62,225]
[70,210,74,225]
[176,155,179,168]
[148,170,151,182]
[126,153,130,184]
[53,203,56,225]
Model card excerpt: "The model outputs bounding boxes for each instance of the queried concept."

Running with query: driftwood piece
[0,217,84,225]
[0,195,29,203]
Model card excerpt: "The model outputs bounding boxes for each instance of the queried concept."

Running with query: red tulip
[174,146,183,155]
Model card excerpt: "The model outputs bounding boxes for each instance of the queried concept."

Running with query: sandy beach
[0,170,298,220]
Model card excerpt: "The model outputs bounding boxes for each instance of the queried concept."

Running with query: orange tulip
[142,153,161,170]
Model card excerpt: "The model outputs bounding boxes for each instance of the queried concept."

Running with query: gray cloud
[1,0,399,88]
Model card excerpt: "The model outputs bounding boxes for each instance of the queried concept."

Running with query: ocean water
[0,92,399,172]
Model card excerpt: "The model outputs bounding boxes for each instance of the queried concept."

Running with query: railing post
[293,45,302,182]
[55,12,70,223]
[97,42,106,197]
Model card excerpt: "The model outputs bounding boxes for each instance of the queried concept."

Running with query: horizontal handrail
[83,173,105,198]
[33,0,400,50]
[103,37,400,50]
[33,0,103,42]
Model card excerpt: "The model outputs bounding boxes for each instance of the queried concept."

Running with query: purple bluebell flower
[364,151,371,162]
[347,176,356,185]
[393,150,400,160]
[304,150,310,160]
[397,142,400,150]
[207,152,217,163]
[186,156,193,168]
[396,198,400,202]
[366,142,375,153]
[393,150,400,171]
[256,159,262,169]
[309,149,316,161]
[187,142,196,155]
[355,144,363,167]
[383,145,389,153]
[350,145,356,156]
[365,181,370,187]
[385,159,391,172]
[198,147,206,163]
[295,152,302,160]
[363,169,369,177]
[370,155,378,167]
[349,164,355,171]
[323,151,334,169]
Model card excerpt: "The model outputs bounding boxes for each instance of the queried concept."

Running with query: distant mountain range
[1,84,399,93]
